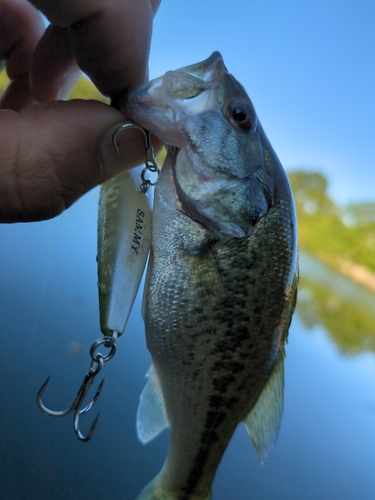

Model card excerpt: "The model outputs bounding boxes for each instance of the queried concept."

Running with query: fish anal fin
[137,364,169,444]
[243,354,284,463]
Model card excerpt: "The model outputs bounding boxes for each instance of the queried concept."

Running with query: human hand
[0,0,161,222]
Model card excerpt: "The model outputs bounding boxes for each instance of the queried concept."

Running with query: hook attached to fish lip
[112,123,160,193]
[36,332,117,442]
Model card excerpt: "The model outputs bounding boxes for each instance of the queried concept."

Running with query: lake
[0,188,374,499]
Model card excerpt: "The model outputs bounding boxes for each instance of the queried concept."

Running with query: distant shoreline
[337,259,375,293]
[314,253,375,293]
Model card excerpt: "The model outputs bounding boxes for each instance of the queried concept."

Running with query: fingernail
[99,122,146,179]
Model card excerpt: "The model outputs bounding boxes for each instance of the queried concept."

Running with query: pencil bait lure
[36,124,158,441]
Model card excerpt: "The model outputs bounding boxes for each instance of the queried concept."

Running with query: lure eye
[227,101,255,132]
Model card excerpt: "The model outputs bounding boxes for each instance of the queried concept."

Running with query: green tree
[288,170,375,275]
[297,273,375,354]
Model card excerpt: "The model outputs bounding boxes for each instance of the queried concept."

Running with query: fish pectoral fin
[243,354,284,463]
[137,364,169,444]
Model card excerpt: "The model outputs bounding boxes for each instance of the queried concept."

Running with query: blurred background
[1,1,374,499]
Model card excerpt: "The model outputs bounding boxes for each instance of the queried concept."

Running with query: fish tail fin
[135,472,212,500]
[134,472,165,500]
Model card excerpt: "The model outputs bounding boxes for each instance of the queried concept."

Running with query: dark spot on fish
[204,411,218,428]
[230,361,245,374]
[226,396,239,409]
[234,298,246,309]
[209,395,223,409]
[184,447,210,495]
[214,339,233,353]
[252,315,262,327]
[240,349,251,360]
[198,314,210,322]
[213,373,236,392]
[235,325,249,342]
[206,411,226,431]
[213,359,224,371]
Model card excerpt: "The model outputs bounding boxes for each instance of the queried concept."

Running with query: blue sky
[148,0,375,205]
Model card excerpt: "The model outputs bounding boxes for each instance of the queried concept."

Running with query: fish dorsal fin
[137,365,169,444]
[243,354,284,463]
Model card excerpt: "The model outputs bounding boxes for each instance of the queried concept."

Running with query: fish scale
[123,52,298,500]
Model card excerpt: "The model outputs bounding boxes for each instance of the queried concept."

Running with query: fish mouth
[123,52,227,148]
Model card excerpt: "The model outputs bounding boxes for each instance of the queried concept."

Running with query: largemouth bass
[124,52,298,500]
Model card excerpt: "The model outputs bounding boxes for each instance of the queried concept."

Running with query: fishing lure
[37,124,159,441]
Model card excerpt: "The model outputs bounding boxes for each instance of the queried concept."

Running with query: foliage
[343,201,375,227]
[288,170,375,274]
[0,69,108,102]
[290,170,375,354]
[68,75,109,103]
[297,272,375,354]
[0,69,10,94]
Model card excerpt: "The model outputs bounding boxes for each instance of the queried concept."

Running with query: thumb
[0,99,146,222]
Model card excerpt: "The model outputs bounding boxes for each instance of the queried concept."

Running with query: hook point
[36,375,51,408]
[75,412,100,442]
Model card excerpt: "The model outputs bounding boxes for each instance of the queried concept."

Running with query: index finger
[31,0,161,101]
[0,0,45,110]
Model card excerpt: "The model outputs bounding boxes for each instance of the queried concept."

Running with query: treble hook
[37,332,117,442]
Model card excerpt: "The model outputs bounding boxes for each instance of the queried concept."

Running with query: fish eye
[231,106,247,123]
[227,101,255,132]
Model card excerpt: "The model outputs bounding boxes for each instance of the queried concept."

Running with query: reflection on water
[0,190,374,499]
[297,251,375,354]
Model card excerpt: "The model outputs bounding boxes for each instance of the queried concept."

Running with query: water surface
[0,189,374,499]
